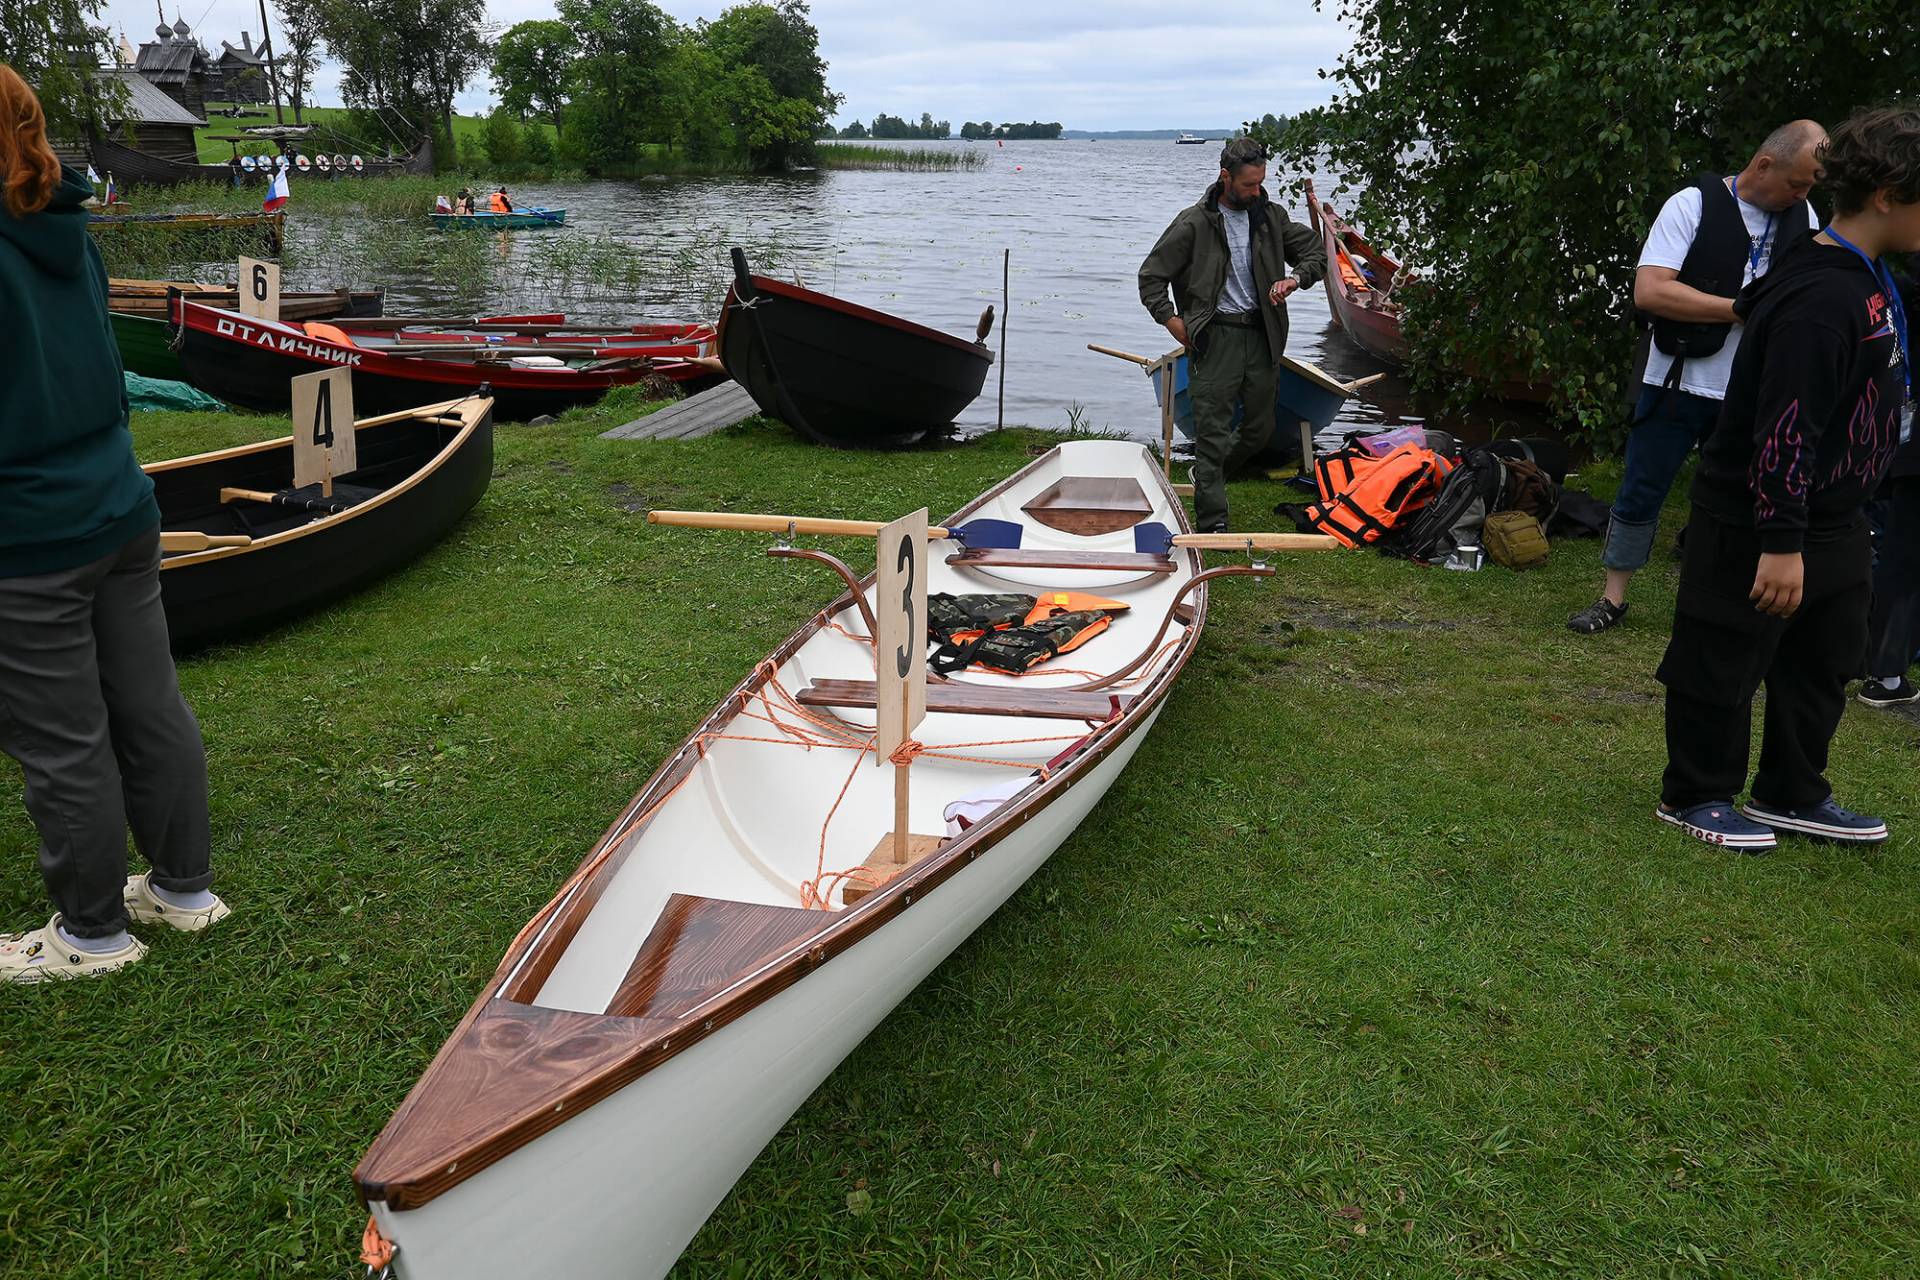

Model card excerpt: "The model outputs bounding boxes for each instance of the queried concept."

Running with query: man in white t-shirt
[1568,120,1825,634]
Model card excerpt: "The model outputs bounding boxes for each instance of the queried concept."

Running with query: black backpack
[1383,447,1506,563]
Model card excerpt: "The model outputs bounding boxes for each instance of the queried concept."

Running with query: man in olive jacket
[1139,138,1327,530]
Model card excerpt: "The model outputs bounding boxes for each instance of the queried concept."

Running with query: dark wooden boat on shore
[151,396,493,650]
[111,280,384,381]
[88,208,287,253]
[89,133,431,188]
[717,248,994,447]
[169,297,722,421]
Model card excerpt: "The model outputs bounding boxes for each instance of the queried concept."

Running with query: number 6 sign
[237,256,280,321]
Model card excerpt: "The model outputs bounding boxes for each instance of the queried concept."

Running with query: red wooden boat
[168,297,722,421]
[1306,179,1409,365]
[1305,181,1553,404]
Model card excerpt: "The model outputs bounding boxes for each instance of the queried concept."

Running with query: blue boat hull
[1149,355,1348,465]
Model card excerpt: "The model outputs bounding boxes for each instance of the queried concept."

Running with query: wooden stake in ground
[873,508,929,864]
[290,368,356,498]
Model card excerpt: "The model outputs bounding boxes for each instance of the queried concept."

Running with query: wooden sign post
[289,368,356,497]
[237,256,280,322]
[873,508,929,864]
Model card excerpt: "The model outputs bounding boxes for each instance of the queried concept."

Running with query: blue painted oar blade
[1132,522,1176,555]
[949,518,1024,549]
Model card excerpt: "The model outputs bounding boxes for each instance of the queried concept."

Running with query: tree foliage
[316,0,491,166]
[270,0,324,123]
[491,19,575,131]
[0,0,123,136]
[698,1,841,169]
[1257,2,1920,441]
[851,111,950,139]
[556,0,673,170]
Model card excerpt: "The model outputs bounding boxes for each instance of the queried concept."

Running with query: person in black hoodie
[1858,249,1920,706]
[0,65,229,983]
[1655,103,1920,852]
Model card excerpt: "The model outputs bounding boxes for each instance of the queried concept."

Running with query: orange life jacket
[1304,443,1454,548]
[488,192,510,213]
[302,322,355,348]
[926,591,1129,673]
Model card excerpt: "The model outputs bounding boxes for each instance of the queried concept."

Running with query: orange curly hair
[0,63,63,220]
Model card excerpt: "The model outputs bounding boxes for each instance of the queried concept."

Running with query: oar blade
[949,518,1024,549]
[1132,521,1176,555]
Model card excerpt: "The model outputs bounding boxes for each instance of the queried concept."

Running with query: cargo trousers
[1188,320,1277,533]
[0,526,211,937]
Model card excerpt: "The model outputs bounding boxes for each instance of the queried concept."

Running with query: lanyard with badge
[1824,224,1914,442]
[1729,175,1777,277]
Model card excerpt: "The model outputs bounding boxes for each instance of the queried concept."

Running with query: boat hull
[1152,354,1346,465]
[112,311,185,381]
[717,253,993,447]
[429,209,567,230]
[369,700,1162,1278]
[151,402,493,650]
[170,299,693,422]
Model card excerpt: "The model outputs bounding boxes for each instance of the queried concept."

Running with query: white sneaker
[0,915,147,984]
[123,873,232,932]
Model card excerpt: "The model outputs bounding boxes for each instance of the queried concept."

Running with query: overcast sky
[99,0,1351,130]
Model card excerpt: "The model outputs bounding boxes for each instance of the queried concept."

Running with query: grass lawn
[1,397,1915,1277]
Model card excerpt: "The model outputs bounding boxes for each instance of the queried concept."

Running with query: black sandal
[1567,598,1627,634]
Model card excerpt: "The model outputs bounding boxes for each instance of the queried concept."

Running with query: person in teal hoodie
[0,64,229,983]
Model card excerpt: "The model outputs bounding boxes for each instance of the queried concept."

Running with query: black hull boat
[151,397,493,650]
[716,248,993,447]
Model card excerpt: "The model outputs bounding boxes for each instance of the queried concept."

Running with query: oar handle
[1342,372,1389,392]
[1086,343,1152,365]
[219,487,278,504]
[647,510,955,539]
[1172,533,1341,551]
[160,531,253,552]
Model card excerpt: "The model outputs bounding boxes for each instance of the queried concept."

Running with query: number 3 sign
[873,508,928,765]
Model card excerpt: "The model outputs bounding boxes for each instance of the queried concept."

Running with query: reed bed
[815,144,987,171]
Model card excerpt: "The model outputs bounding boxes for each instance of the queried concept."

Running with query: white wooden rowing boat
[354,440,1286,1276]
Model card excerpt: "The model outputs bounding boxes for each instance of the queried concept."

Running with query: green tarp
[125,372,226,413]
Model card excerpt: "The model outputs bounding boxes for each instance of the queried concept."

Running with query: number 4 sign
[237,256,280,321]
[289,367,356,495]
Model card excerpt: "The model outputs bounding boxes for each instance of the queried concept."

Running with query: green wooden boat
[429,208,567,231]
[112,310,187,381]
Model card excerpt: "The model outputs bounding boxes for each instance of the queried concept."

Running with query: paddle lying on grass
[646,510,1338,553]
[159,532,251,552]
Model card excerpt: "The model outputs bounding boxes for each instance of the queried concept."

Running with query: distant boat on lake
[1174,133,1206,145]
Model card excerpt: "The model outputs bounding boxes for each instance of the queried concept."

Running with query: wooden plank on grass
[600,381,758,441]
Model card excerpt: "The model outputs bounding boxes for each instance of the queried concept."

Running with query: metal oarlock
[774,518,798,551]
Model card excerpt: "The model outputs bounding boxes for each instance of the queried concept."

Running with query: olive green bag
[1482,510,1550,570]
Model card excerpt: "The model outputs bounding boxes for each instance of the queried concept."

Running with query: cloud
[96,0,1350,130]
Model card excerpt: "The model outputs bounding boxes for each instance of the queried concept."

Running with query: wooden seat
[946,546,1176,574]
[1021,476,1153,536]
[797,678,1130,721]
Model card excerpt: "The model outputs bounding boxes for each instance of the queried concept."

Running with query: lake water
[265,139,1544,445]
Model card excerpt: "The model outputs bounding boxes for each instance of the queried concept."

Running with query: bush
[480,107,525,167]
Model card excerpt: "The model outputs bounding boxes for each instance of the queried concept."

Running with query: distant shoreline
[1060,129,1236,140]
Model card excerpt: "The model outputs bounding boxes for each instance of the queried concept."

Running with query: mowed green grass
[1,397,1915,1277]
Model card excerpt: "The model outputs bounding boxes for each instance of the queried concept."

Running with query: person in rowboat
[0,64,230,984]
[1138,138,1327,532]
[489,187,514,214]
[454,187,476,215]
[1653,104,1919,851]
[1568,119,1825,634]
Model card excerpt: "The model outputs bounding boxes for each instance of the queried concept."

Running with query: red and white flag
[262,169,290,212]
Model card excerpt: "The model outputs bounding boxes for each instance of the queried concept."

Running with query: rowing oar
[159,532,252,552]
[219,486,353,514]
[646,511,1338,553]
[649,510,1023,547]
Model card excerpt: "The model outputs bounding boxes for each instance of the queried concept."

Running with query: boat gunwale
[725,273,996,361]
[172,299,657,391]
[354,443,1208,1212]
[148,397,490,567]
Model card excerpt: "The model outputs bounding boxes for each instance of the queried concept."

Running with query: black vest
[1651,175,1761,362]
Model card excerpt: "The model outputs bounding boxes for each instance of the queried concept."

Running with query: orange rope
[360,1217,395,1270]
